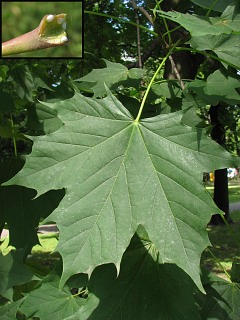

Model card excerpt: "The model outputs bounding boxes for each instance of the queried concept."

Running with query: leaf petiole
[134,41,180,123]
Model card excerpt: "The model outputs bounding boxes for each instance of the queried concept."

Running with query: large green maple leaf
[5,89,238,290]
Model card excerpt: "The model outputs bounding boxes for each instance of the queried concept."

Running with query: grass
[201,221,240,280]
[206,183,240,203]
[202,182,240,279]
[32,232,58,253]
[228,185,240,203]
[27,233,61,274]
[231,210,240,221]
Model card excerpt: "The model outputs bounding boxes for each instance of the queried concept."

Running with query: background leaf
[10,65,35,102]
[200,272,240,319]
[156,5,240,36]
[0,298,25,320]
[75,59,144,97]
[0,251,36,300]
[0,159,64,255]
[188,34,240,69]
[20,271,85,320]
[190,0,234,12]
[0,92,15,112]
[189,69,240,106]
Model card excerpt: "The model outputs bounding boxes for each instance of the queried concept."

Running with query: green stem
[206,247,231,280]
[134,41,180,123]
[84,10,158,37]
[71,289,87,298]
[206,0,219,17]
[162,25,181,44]
[10,113,17,157]
[220,212,240,247]
[162,17,171,45]
[153,1,178,45]
[154,1,171,43]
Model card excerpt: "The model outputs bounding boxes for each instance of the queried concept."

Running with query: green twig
[10,113,17,157]
[84,10,158,37]
[206,247,231,280]
[153,0,173,45]
[206,0,219,17]
[162,25,181,44]
[2,14,68,56]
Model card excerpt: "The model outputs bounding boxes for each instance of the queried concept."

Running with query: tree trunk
[209,105,232,225]
[212,169,230,225]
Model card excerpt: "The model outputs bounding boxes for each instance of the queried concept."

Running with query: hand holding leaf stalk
[2,13,68,56]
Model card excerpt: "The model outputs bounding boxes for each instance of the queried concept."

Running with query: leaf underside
[6,89,238,290]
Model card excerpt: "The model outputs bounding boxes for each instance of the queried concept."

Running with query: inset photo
[1,1,83,58]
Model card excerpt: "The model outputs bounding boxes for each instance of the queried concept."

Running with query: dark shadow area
[81,231,201,319]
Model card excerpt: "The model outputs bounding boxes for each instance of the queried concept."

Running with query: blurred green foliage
[2,1,82,58]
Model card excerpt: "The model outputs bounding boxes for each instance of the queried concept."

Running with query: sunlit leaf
[5,89,239,291]
[75,59,144,97]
